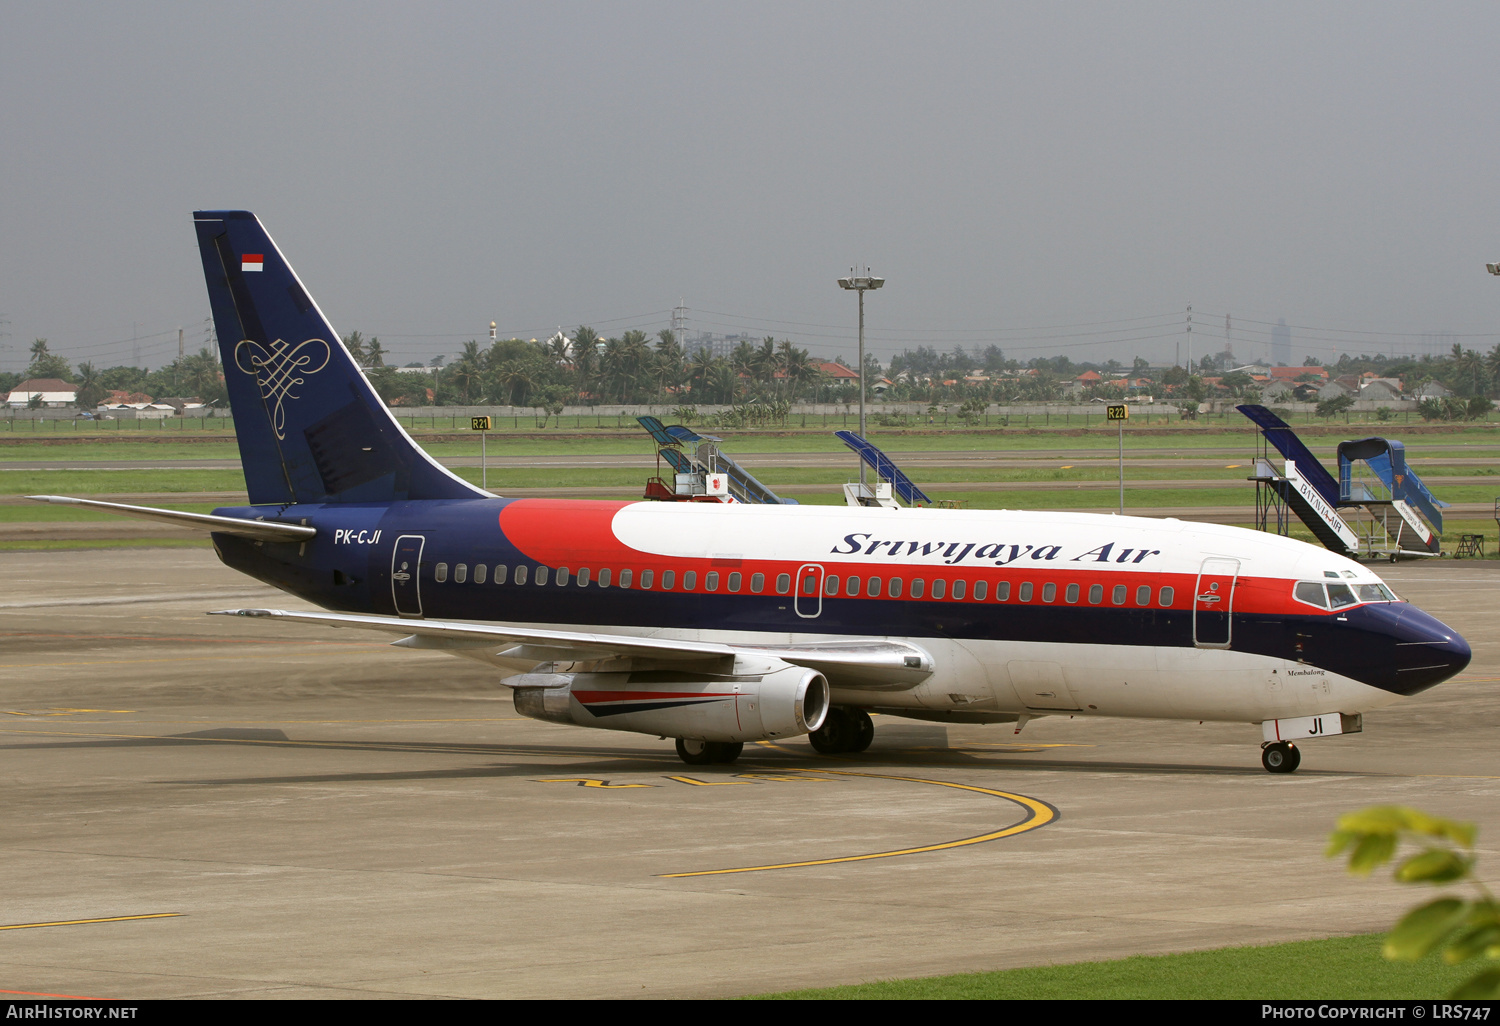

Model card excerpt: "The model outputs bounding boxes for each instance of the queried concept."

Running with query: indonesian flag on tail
[241,254,264,272]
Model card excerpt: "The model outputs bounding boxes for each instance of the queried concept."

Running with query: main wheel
[1262,741,1300,773]
[711,741,743,764]
[676,737,714,765]
[848,708,875,753]
[809,708,854,754]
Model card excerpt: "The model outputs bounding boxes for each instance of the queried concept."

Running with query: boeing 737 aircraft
[31,211,1473,773]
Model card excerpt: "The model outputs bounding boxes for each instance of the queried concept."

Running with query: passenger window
[776,573,791,594]
[598,569,611,588]
[1018,582,1032,602]
[952,580,966,600]
[867,577,882,598]
[846,576,860,597]
[515,565,528,586]
[662,570,676,590]
[996,581,1011,601]
[802,575,817,595]
[683,571,696,591]
[888,578,903,598]
[494,565,507,584]
[973,581,987,601]
[728,572,741,592]
[751,573,764,593]
[1042,583,1056,603]
[536,566,549,586]
[455,564,467,584]
[911,579,925,598]
[575,567,587,587]
[1159,586,1173,606]
[558,567,571,586]
[1065,583,1079,603]
[1112,584,1125,605]
[640,569,654,589]
[824,575,838,596]
[930,579,946,599]
[706,572,719,592]
[435,563,448,583]
[1327,583,1357,609]
[474,564,487,584]
[619,569,632,589]
[1135,585,1149,606]
[1089,584,1103,605]
[1295,582,1328,608]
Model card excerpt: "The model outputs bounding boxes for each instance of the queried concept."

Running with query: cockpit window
[1295,582,1329,608]
[1297,580,1397,609]
[1326,583,1357,608]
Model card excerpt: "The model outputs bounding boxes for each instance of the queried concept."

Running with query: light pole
[837,269,884,484]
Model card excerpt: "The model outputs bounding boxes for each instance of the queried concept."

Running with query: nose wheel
[1261,741,1300,773]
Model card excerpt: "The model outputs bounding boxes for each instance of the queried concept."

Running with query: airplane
[29,210,1472,774]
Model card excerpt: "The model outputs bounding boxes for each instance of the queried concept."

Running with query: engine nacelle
[510,660,829,743]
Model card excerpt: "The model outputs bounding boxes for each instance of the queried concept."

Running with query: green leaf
[1449,966,1500,1000]
[1337,806,1417,835]
[1336,806,1477,847]
[1443,924,1500,965]
[1396,849,1473,884]
[1347,832,1398,876]
[1326,829,1359,858]
[1385,897,1469,960]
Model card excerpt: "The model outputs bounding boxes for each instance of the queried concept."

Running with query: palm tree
[654,329,685,397]
[449,340,484,403]
[687,347,716,399]
[571,326,600,399]
[341,331,367,365]
[751,337,778,392]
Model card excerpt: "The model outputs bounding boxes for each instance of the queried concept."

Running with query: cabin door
[1193,557,1239,649]
[795,563,825,619]
[392,534,426,618]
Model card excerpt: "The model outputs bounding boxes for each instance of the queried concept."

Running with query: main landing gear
[675,738,743,765]
[1261,741,1301,774]
[809,707,875,755]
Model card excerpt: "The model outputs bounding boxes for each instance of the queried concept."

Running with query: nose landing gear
[1261,741,1301,773]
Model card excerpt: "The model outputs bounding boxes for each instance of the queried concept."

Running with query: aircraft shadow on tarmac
[0,724,1356,783]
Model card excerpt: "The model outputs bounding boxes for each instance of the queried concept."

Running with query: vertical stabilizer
[193,211,484,505]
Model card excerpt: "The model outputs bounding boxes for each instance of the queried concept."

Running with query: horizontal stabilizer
[27,496,315,542]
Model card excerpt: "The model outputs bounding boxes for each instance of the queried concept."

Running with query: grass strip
[752,933,1473,1000]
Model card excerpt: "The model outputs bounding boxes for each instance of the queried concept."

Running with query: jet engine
[509,660,829,743]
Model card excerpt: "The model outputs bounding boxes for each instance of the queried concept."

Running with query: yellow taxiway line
[659,769,1057,877]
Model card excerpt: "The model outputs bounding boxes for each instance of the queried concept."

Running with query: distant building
[1272,319,1291,365]
[5,378,78,407]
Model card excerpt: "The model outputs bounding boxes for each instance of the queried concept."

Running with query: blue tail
[193,211,484,506]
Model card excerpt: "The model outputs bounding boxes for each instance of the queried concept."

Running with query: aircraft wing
[209,608,933,690]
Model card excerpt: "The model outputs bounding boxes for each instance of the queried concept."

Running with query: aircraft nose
[1387,604,1471,695]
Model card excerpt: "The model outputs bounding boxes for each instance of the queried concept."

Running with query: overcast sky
[4,1,1500,374]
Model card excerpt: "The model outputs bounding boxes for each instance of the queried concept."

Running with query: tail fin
[192,211,484,505]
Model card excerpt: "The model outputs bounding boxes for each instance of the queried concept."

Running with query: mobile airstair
[1238,405,1444,559]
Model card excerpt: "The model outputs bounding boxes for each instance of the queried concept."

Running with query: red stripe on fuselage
[493,498,1361,621]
